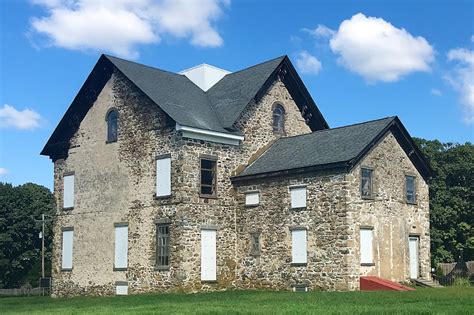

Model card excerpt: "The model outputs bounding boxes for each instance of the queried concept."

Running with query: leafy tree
[0,182,55,288]
[414,138,474,265]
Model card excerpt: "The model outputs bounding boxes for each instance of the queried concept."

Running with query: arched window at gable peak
[272,104,285,134]
[106,109,118,143]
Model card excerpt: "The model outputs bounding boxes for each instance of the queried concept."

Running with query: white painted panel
[360,229,373,264]
[180,64,230,91]
[61,230,73,269]
[116,284,128,295]
[63,175,75,208]
[114,225,128,269]
[245,192,260,206]
[290,187,307,208]
[156,157,171,197]
[201,229,216,281]
[291,230,307,264]
[409,237,419,279]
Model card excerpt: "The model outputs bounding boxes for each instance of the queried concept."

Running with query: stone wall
[346,132,431,284]
[51,72,313,296]
[234,171,355,291]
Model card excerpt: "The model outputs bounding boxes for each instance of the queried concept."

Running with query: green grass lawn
[1,287,473,315]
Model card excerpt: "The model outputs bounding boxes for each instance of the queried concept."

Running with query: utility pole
[36,214,52,280]
[41,214,45,278]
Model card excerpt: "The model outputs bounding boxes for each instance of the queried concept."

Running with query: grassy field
[0,287,473,314]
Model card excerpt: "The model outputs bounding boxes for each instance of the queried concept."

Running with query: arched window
[106,109,118,142]
[272,104,285,134]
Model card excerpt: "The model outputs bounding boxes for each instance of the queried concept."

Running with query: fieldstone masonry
[50,66,430,296]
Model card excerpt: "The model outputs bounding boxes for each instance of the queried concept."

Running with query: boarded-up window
[245,191,260,206]
[156,155,171,197]
[200,158,217,197]
[361,168,373,198]
[115,282,128,295]
[156,224,170,267]
[201,229,217,281]
[360,228,374,265]
[406,175,416,203]
[63,174,74,209]
[114,224,128,269]
[250,232,261,256]
[61,229,73,270]
[290,186,307,208]
[291,229,307,264]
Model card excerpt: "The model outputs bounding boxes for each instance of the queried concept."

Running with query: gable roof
[232,116,432,182]
[41,54,328,160]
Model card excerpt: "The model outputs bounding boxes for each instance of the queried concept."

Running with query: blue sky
[0,0,473,190]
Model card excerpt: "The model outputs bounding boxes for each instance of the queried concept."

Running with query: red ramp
[360,276,415,291]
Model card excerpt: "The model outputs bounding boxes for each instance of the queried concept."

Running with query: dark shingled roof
[106,55,287,133]
[106,55,226,133]
[206,56,285,129]
[41,54,329,160]
[237,117,396,177]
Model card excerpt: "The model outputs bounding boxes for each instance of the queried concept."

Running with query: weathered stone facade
[49,63,430,297]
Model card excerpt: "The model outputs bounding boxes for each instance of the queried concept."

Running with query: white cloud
[327,13,434,83]
[445,47,474,124]
[0,168,9,176]
[303,24,335,38]
[295,51,322,75]
[430,88,442,96]
[0,104,42,130]
[30,0,229,58]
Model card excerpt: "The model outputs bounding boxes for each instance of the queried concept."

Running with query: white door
[201,229,216,281]
[409,237,419,279]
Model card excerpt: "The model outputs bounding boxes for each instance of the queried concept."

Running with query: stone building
[41,55,432,296]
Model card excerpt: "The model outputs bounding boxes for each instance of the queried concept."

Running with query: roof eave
[231,161,350,184]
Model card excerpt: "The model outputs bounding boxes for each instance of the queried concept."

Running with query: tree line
[0,139,472,287]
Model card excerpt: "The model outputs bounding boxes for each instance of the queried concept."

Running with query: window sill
[61,268,73,272]
[200,194,218,199]
[155,266,170,271]
[105,140,117,144]
[291,263,308,267]
[361,196,375,201]
[250,253,261,257]
[113,267,128,271]
[245,204,259,208]
[63,207,74,211]
[290,207,307,211]
[154,194,172,200]
[201,280,218,284]
[406,201,417,205]
[361,263,375,267]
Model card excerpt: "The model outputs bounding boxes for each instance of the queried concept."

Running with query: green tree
[414,138,474,265]
[0,182,55,288]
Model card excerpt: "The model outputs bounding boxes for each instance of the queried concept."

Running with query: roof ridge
[103,54,182,77]
[220,55,286,77]
[277,116,396,142]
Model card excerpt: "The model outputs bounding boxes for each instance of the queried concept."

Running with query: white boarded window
[156,156,171,197]
[245,191,260,206]
[61,229,73,270]
[360,228,374,265]
[291,229,307,264]
[201,229,217,281]
[115,282,128,295]
[290,186,307,208]
[63,174,75,209]
[114,224,128,269]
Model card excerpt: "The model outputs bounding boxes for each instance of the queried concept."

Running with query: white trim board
[176,124,244,146]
